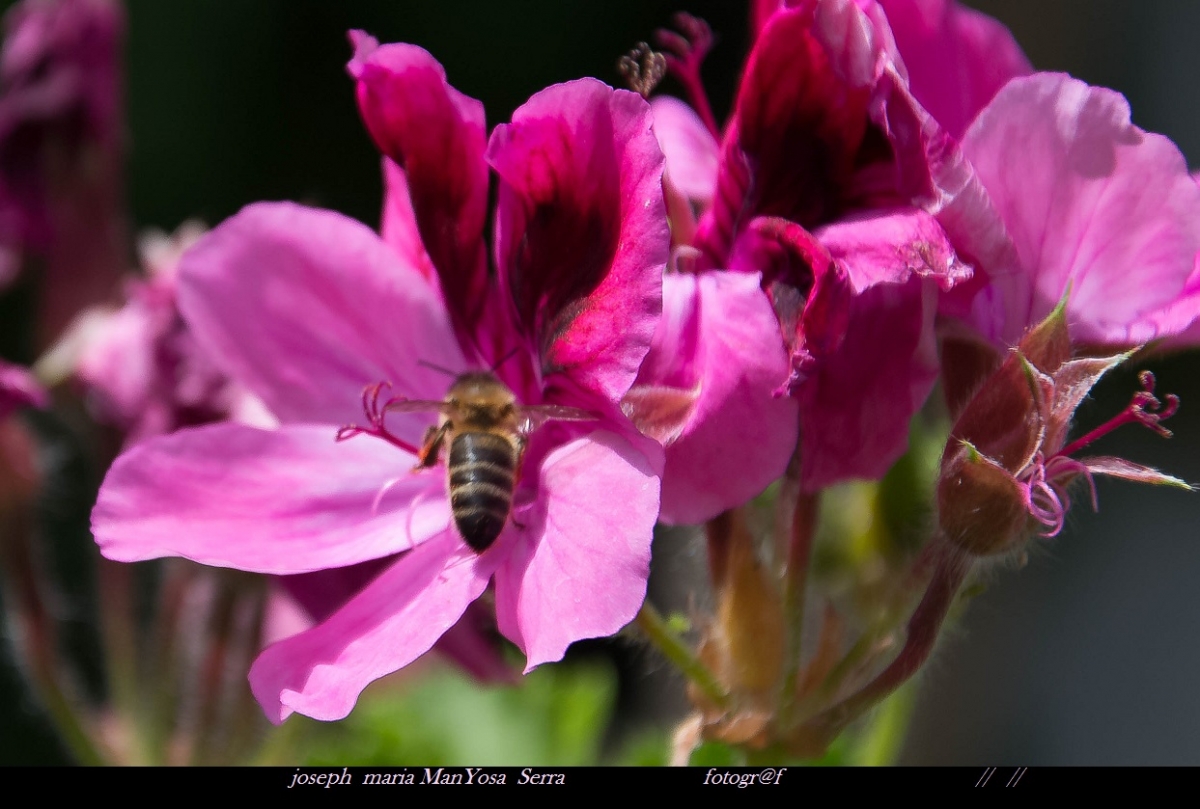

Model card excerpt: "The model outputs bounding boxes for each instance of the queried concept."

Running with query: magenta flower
[648,0,986,490]
[92,34,668,722]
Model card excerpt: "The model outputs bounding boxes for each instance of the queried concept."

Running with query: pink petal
[797,274,936,489]
[794,209,966,489]
[649,95,719,206]
[815,207,971,290]
[700,0,880,253]
[878,0,1032,140]
[348,33,490,347]
[176,202,466,433]
[961,74,1200,345]
[493,431,658,669]
[93,423,450,573]
[379,158,437,287]
[489,79,668,403]
[249,530,499,722]
[626,272,798,524]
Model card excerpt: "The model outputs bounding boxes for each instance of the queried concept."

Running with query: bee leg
[414,422,450,470]
[511,434,528,486]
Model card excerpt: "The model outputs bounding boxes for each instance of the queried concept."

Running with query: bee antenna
[490,346,523,373]
[417,359,459,378]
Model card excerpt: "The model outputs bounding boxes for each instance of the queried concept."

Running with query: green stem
[635,601,729,710]
[777,488,818,730]
[798,547,971,749]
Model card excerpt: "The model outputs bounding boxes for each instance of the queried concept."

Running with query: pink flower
[649,0,983,490]
[92,35,668,722]
[937,73,1200,350]
[40,222,273,446]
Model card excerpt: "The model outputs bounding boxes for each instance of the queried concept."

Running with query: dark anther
[618,42,666,98]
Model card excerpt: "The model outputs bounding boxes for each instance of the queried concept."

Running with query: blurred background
[1,0,1198,765]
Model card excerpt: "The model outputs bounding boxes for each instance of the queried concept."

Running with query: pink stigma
[336,381,422,456]
[1056,370,1180,459]
[655,12,720,140]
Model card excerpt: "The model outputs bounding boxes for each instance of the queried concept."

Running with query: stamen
[654,13,721,139]
[618,42,666,99]
[1055,369,1180,459]
[336,381,422,456]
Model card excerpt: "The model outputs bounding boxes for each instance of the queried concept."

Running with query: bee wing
[517,404,598,434]
[384,399,450,416]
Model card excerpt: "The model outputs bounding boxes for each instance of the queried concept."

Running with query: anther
[618,42,666,98]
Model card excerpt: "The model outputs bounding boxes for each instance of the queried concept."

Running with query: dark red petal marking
[348,34,490,351]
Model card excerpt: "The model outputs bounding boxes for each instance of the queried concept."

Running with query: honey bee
[386,371,595,552]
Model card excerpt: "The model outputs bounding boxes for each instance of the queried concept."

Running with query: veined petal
[626,272,798,524]
[177,202,466,434]
[93,423,450,573]
[348,34,489,346]
[877,0,1031,140]
[489,79,668,403]
[650,95,719,206]
[493,431,658,669]
[815,207,971,290]
[961,74,1200,346]
[250,530,499,722]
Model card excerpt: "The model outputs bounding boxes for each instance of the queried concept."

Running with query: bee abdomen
[448,431,517,552]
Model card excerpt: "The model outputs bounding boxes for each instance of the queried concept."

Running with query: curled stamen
[1056,369,1181,458]
[336,381,422,456]
[618,42,666,98]
[654,12,720,139]
[1021,453,1069,537]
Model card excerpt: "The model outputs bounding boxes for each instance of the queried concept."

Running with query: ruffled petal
[649,95,719,206]
[489,79,667,403]
[878,0,1032,140]
[493,431,658,669]
[796,209,967,489]
[961,74,1200,345]
[249,530,499,722]
[625,272,798,523]
[93,423,450,572]
[176,202,466,433]
[348,33,489,347]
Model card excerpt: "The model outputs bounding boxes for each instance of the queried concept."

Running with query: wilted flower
[93,33,670,723]
[939,303,1189,557]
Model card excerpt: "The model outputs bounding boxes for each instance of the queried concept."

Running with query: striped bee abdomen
[447,430,518,552]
